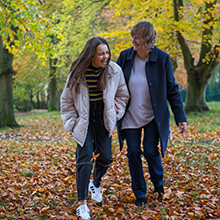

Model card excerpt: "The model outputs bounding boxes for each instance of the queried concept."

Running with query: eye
[133,36,139,40]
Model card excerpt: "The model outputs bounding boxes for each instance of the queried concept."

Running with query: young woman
[60,37,129,219]
[117,21,187,206]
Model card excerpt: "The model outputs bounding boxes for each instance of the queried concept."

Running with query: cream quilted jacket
[60,61,129,147]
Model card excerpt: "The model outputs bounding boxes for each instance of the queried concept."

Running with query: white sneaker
[76,205,91,220]
[89,180,103,203]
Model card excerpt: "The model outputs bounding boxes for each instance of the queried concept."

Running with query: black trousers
[76,100,113,200]
[123,119,164,199]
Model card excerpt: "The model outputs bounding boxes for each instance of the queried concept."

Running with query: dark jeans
[76,100,112,200]
[123,119,164,199]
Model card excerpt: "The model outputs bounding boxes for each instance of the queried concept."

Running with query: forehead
[96,44,109,52]
[131,26,144,36]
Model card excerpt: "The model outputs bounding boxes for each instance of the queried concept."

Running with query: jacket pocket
[104,107,117,135]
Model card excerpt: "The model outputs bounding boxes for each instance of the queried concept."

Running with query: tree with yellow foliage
[0,0,55,127]
[100,0,219,112]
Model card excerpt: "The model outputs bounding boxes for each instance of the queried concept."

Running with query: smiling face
[91,44,110,68]
[131,34,145,53]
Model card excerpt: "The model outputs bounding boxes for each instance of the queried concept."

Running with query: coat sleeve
[114,64,130,121]
[116,52,122,66]
[165,55,187,124]
[60,75,79,132]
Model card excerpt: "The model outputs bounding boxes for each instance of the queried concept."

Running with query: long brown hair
[67,37,111,92]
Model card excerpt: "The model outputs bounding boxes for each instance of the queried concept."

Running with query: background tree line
[0,0,219,127]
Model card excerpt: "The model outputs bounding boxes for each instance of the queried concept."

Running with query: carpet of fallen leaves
[0,110,219,220]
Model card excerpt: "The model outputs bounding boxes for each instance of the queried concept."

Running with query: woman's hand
[178,122,187,134]
[114,100,120,114]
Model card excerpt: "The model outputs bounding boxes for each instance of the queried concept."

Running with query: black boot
[154,186,164,202]
[135,198,146,207]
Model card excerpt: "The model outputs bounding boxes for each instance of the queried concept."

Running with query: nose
[132,36,137,44]
[104,52,109,59]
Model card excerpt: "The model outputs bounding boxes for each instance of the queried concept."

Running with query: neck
[89,64,102,70]
[136,50,150,61]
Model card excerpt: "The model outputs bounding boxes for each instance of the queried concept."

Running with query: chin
[133,46,139,51]
[101,63,108,68]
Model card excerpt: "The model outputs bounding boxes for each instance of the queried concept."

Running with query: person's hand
[178,122,187,134]
[114,100,120,114]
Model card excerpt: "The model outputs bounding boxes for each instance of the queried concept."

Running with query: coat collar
[127,46,158,62]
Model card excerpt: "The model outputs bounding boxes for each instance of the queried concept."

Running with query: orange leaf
[90,153,100,162]
[209,154,216,159]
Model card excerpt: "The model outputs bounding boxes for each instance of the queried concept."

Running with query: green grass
[0,111,60,132]
[185,102,220,121]
[23,171,35,177]
[170,102,220,132]
[1,102,219,131]
[15,111,61,119]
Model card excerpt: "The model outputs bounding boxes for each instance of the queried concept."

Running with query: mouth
[133,43,139,47]
[101,60,108,65]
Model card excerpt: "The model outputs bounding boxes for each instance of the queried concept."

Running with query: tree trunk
[29,89,34,110]
[0,36,18,127]
[185,62,219,112]
[41,90,47,109]
[48,58,59,111]
[185,70,209,112]
[173,0,219,113]
[36,91,40,109]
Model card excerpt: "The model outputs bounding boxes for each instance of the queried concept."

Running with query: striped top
[85,66,103,101]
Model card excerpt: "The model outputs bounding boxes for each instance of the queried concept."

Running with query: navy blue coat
[116,46,187,157]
